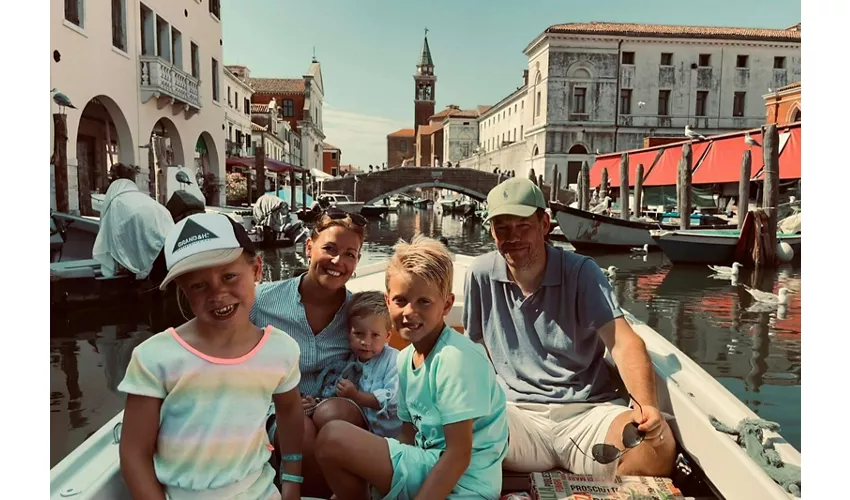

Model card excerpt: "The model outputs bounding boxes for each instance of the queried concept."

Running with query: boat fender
[709,416,801,497]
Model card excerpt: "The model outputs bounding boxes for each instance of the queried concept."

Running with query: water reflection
[50,206,802,466]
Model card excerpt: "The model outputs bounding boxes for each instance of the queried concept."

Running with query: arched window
[568,144,588,155]
[534,72,542,121]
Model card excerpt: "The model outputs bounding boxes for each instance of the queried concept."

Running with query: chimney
[523,69,529,86]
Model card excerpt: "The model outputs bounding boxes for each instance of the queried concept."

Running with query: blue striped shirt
[250,275,352,397]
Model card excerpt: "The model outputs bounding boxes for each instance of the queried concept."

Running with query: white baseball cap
[159,212,256,290]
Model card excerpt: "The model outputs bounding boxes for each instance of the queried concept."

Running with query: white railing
[139,55,201,110]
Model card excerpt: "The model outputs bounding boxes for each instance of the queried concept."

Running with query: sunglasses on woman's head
[322,208,368,227]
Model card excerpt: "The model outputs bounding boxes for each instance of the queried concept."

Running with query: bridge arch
[363,182,489,205]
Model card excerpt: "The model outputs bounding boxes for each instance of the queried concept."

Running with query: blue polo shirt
[462,245,622,404]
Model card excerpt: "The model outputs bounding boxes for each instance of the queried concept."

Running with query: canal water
[49,206,801,467]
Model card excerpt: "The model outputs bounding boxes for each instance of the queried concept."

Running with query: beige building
[51,0,227,212]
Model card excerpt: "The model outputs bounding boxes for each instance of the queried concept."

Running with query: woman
[250,208,369,496]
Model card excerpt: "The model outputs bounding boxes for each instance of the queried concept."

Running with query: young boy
[311,291,401,438]
[314,234,509,500]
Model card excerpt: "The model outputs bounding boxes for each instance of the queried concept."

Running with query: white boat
[49,255,800,500]
[320,193,365,214]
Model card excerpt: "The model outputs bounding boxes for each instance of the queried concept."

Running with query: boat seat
[49,259,100,279]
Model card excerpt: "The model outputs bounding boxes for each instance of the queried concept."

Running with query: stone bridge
[320,167,573,205]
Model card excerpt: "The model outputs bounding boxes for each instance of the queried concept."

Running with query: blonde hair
[348,291,391,329]
[386,233,453,299]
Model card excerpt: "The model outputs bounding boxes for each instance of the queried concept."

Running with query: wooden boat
[49,255,800,500]
[551,203,736,252]
[650,229,802,265]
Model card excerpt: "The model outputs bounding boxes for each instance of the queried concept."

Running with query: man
[462,177,676,477]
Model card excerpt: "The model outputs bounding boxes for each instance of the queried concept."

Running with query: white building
[468,22,801,185]
[51,0,227,211]
[249,103,287,162]
[223,67,254,158]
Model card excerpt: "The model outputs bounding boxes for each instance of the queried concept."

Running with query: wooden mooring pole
[552,164,560,202]
[53,114,69,213]
[600,168,609,199]
[301,171,307,208]
[619,153,629,220]
[677,142,693,229]
[290,168,297,210]
[738,150,752,229]
[255,147,265,204]
[633,163,644,219]
[580,161,590,211]
[762,124,779,258]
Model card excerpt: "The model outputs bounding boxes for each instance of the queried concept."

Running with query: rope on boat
[709,415,801,497]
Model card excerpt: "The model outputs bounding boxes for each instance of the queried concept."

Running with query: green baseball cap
[485,177,547,222]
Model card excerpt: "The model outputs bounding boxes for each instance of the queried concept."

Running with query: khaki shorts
[504,399,631,476]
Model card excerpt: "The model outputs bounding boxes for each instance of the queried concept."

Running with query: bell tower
[414,29,436,130]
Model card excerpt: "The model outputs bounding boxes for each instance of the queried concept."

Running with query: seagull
[630,244,649,254]
[743,285,791,306]
[685,125,707,141]
[175,170,193,190]
[708,262,742,276]
[600,265,618,278]
[744,132,761,148]
[638,101,646,108]
[50,88,76,114]
[746,301,787,314]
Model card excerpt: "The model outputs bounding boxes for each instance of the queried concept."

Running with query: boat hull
[553,205,736,252]
[651,229,802,265]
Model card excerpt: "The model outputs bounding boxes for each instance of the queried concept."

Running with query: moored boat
[650,228,801,265]
[551,203,736,252]
[49,254,800,500]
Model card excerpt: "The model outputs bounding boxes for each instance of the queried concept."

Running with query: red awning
[643,142,710,187]
[691,132,764,185]
[589,150,660,188]
[754,127,801,180]
[589,156,620,187]
[225,156,306,174]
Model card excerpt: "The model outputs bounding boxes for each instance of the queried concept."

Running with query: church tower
[413,30,436,130]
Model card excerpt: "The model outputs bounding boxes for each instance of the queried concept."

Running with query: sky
[221,0,800,169]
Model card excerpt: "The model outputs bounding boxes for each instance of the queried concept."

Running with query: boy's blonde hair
[385,234,453,299]
[348,291,391,330]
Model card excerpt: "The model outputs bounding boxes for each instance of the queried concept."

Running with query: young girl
[118,213,304,500]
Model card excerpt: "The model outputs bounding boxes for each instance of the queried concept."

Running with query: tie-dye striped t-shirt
[118,325,301,497]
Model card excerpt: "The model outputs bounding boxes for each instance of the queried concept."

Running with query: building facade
[51,0,227,212]
[467,22,801,185]
[244,60,326,174]
[322,142,342,176]
[764,81,801,126]
[223,67,254,158]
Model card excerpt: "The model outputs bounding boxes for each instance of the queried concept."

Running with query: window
[156,15,169,61]
[234,92,238,109]
[211,58,220,102]
[139,4,154,55]
[774,56,786,69]
[660,53,673,65]
[244,98,250,114]
[698,54,711,66]
[619,89,632,115]
[400,140,407,153]
[190,42,199,78]
[573,87,586,114]
[209,0,221,19]
[736,55,749,68]
[535,91,541,116]
[65,0,82,27]
[622,51,635,65]
[733,92,746,117]
[111,0,126,51]
[520,125,523,137]
[227,87,231,106]
[283,99,294,117]
[695,91,708,116]
[331,152,337,160]
[171,27,182,69]
[658,90,670,116]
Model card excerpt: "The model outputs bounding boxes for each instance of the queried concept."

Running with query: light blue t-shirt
[359,346,401,438]
[396,325,508,497]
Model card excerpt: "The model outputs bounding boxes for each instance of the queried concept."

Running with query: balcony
[139,55,201,117]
